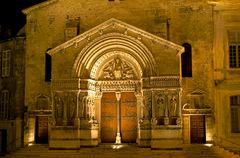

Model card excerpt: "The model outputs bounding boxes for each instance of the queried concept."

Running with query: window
[0,90,9,119]
[1,50,11,77]
[181,43,192,77]
[228,32,240,68]
[45,52,52,82]
[230,95,240,133]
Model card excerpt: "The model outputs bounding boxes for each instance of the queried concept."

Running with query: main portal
[101,92,137,143]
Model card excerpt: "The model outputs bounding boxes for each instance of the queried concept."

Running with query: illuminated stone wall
[22,0,216,147]
[23,0,214,116]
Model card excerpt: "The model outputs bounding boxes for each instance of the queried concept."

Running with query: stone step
[4,144,240,158]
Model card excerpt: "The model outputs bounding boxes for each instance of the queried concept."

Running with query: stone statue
[54,94,63,124]
[155,95,165,117]
[142,96,152,119]
[68,94,76,124]
[169,96,177,117]
[81,96,88,118]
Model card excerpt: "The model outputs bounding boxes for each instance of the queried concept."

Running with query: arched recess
[72,33,156,79]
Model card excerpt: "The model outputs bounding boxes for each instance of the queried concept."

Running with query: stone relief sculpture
[87,97,95,120]
[67,94,76,125]
[169,96,177,117]
[54,94,64,125]
[81,96,89,118]
[155,95,165,117]
[80,95,95,120]
[36,95,49,110]
[103,57,134,80]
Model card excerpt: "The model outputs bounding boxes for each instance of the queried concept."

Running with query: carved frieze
[97,80,140,92]
[142,76,180,89]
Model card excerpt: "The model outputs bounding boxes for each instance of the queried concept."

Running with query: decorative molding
[90,50,142,79]
[47,18,184,56]
[73,32,156,78]
[182,103,212,115]
[142,76,181,88]
[97,80,140,92]
[51,79,80,90]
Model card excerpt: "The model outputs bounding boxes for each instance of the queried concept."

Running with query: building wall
[23,0,216,145]
[213,2,240,148]
[0,37,25,152]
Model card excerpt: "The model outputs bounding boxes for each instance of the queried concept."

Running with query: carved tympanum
[102,57,134,80]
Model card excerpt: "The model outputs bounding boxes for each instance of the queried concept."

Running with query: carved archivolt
[73,33,156,78]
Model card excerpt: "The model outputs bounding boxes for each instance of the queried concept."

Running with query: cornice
[47,18,184,55]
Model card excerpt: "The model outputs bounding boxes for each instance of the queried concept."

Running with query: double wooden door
[190,115,206,144]
[101,92,137,143]
[35,116,48,144]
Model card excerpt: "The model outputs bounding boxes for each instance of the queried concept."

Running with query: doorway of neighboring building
[0,129,7,153]
[35,116,48,144]
[101,92,137,143]
[190,115,206,144]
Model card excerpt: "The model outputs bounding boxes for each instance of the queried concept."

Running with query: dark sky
[0,0,45,39]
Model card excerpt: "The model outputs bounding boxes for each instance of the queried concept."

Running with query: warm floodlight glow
[204,144,213,147]
[111,144,123,149]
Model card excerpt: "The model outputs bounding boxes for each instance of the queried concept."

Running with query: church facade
[0,0,240,152]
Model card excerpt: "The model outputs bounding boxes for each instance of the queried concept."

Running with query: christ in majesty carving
[102,57,134,80]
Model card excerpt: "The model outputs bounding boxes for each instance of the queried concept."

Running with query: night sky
[0,0,45,40]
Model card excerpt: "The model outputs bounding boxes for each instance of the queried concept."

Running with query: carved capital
[115,91,121,101]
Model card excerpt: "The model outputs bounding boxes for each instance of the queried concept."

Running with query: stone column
[52,93,56,126]
[134,92,142,121]
[74,91,81,126]
[176,90,182,125]
[151,90,155,118]
[63,94,68,126]
[164,90,169,125]
[115,91,121,144]
[95,92,102,143]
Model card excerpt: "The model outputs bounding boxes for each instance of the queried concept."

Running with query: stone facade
[0,0,240,152]
[0,37,25,153]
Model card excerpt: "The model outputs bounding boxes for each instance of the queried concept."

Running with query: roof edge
[22,0,59,15]
[47,18,184,55]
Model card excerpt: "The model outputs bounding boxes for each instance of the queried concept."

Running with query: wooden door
[190,115,206,144]
[101,92,117,143]
[35,116,48,144]
[0,130,7,153]
[121,92,137,143]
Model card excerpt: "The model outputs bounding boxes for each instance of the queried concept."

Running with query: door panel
[190,115,206,144]
[101,92,117,143]
[36,116,48,144]
[121,92,137,143]
[0,130,7,153]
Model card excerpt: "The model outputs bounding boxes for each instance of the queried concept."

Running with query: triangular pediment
[47,18,184,55]
[188,89,206,96]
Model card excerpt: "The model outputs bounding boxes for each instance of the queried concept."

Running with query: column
[151,90,155,118]
[63,94,68,126]
[115,91,121,144]
[164,90,169,125]
[74,91,81,126]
